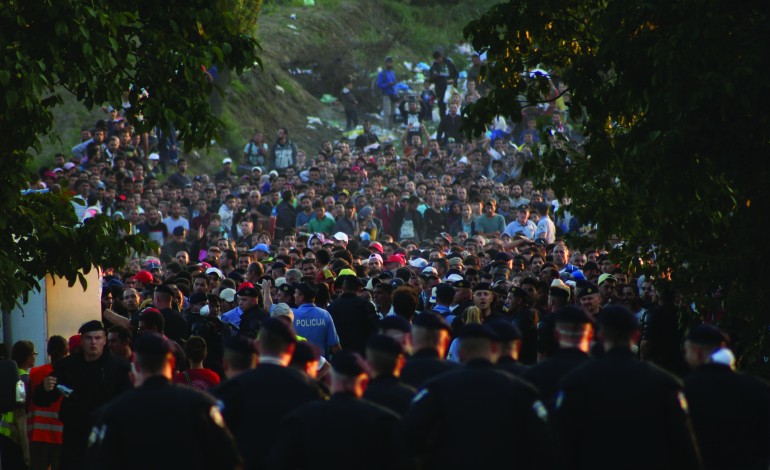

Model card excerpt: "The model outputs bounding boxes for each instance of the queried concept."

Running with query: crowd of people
[2,48,769,470]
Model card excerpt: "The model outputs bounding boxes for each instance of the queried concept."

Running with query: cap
[412,312,451,331]
[205,267,225,280]
[554,306,592,325]
[487,320,522,342]
[368,242,384,254]
[251,166,263,173]
[438,232,453,245]
[458,323,499,341]
[549,279,571,299]
[292,341,321,364]
[131,270,154,284]
[172,226,186,236]
[368,253,383,264]
[68,334,81,351]
[421,266,438,277]
[250,243,271,253]
[222,157,233,165]
[448,257,463,267]
[379,315,411,333]
[510,286,528,299]
[238,286,259,298]
[296,281,318,298]
[452,277,471,289]
[219,288,236,302]
[473,282,493,292]
[271,303,295,322]
[189,292,208,304]
[154,284,174,297]
[577,283,599,298]
[435,282,455,299]
[148,153,160,161]
[331,351,368,377]
[366,334,404,356]
[385,255,405,266]
[63,162,77,169]
[597,305,638,333]
[598,273,617,285]
[686,324,729,346]
[408,258,429,269]
[278,283,296,295]
[333,232,349,243]
[261,317,297,344]
[78,320,106,334]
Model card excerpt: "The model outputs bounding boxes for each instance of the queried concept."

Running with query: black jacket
[400,348,458,390]
[362,374,417,417]
[556,347,701,470]
[34,350,132,469]
[522,348,590,412]
[327,292,380,355]
[86,376,241,470]
[391,206,425,242]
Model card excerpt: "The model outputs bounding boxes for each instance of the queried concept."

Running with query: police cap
[487,320,522,342]
[379,315,411,333]
[686,324,728,346]
[554,305,593,325]
[78,320,106,335]
[331,351,368,377]
[458,323,499,341]
[412,312,451,332]
[366,334,404,356]
[597,305,638,333]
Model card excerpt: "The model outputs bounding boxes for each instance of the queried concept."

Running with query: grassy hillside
[36,0,501,174]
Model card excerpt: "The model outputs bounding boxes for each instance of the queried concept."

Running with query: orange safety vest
[27,364,63,444]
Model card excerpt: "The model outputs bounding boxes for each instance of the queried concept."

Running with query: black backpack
[0,360,22,413]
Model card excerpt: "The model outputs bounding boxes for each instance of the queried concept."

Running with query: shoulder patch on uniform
[412,388,429,404]
[677,391,689,414]
[555,390,565,410]
[88,424,107,447]
[210,405,226,428]
[532,399,548,422]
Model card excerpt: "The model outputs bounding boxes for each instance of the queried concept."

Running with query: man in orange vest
[27,336,68,470]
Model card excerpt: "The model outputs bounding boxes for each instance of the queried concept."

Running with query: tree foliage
[464,0,770,371]
[0,0,261,311]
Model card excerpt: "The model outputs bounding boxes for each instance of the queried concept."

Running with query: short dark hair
[184,336,208,363]
[392,286,418,321]
[47,335,69,361]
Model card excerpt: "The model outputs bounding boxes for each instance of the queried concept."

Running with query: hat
[458,323,499,341]
[366,334,404,356]
[577,283,599,298]
[438,232,453,245]
[452,277,471,289]
[408,257,429,269]
[421,266,438,277]
[250,243,271,253]
[332,232,349,243]
[368,242,384,254]
[554,306,592,325]
[385,255,405,266]
[412,312,451,331]
[222,157,233,165]
[384,56,393,62]
[278,283,296,295]
[238,286,259,298]
[205,267,225,279]
[78,320,106,334]
[271,303,295,322]
[68,334,81,351]
[133,332,172,356]
[686,324,729,346]
[219,288,237,302]
[172,226,186,236]
[487,320,522,342]
[63,162,77,170]
[224,336,256,355]
[145,259,162,270]
[43,170,57,179]
[131,270,154,284]
[597,305,638,333]
[368,253,383,264]
[549,279,571,300]
[189,292,208,304]
[511,286,528,299]
[358,207,373,219]
[261,317,297,344]
[517,204,531,211]
[296,281,318,298]
[473,282,493,292]
[271,261,288,270]
[598,273,617,285]
[307,233,326,249]
[331,351,368,377]
[379,315,411,333]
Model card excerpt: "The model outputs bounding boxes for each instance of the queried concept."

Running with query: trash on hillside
[275,85,285,93]
[320,94,337,104]
[307,116,323,126]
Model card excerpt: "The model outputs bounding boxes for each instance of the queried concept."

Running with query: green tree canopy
[0,0,261,311]
[464,0,770,371]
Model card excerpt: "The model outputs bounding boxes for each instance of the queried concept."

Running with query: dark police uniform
[268,391,407,469]
[555,347,701,469]
[86,376,241,470]
[522,348,589,412]
[362,374,416,417]
[685,362,770,470]
[403,357,552,469]
[400,348,458,390]
[327,291,380,355]
[215,363,322,469]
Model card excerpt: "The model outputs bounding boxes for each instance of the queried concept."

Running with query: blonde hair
[464,306,482,325]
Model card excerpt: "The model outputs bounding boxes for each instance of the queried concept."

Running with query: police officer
[268,351,407,469]
[403,323,553,468]
[86,333,241,469]
[215,318,322,469]
[327,275,380,355]
[236,285,270,339]
[487,320,528,377]
[505,286,539,365]
[400,312,458,389]
[362,334,416,416]
[523,306,593,411]
[683,324,770,470]
[555,306,701,469]
[34,320,132,470]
